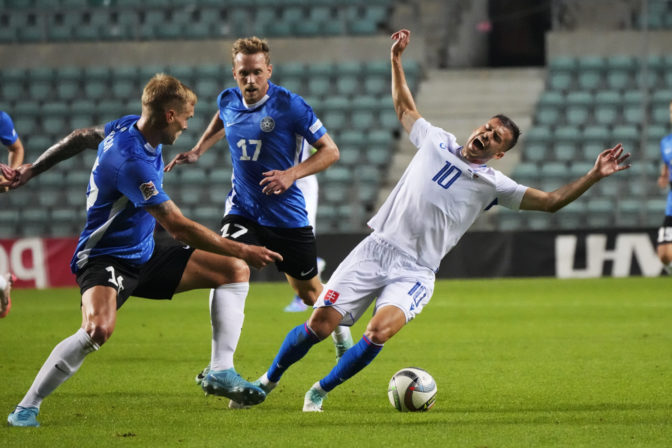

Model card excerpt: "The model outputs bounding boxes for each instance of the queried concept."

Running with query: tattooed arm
[0,125,104,190]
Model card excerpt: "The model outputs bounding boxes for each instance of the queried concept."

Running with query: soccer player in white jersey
[238,29,631,412]
[164,36,352,402]
[656,100,672,274]
[2,74,281,427]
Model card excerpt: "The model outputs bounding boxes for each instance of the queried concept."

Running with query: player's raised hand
[242,245,283,270]
[391,29,411,56]
[593,143,631,179]
[165,150,200,172]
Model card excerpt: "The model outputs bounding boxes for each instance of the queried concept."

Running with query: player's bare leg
[0,273,15,318]
[287,274,354,359]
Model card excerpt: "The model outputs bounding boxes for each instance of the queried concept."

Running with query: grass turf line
[1,277,670,447]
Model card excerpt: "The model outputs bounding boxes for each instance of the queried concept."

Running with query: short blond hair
[231,36,271,66]
[141,73,197,126]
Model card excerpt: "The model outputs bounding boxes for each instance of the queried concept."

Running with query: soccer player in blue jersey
[0,110,24,316]
[164,36,353,403]
[656,100,672,274]
[0,110,24,191]
[238,29,631,412]
[3,74,282,427]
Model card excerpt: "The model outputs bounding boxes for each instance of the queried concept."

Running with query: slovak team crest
[324,289,340,305]
[260,116,275,132]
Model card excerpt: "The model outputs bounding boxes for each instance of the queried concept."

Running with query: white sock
[332,324,352,344]
[0,274,7,291]
[311,381,327,396]
[258,372,277,390]
[664,263,672,275]
[209,282,249,371]
[18,328,99,409]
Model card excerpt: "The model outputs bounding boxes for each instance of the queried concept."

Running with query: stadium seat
[548,72,573,91]
[536,104,561,126]
[606,55,636,72]
[351,110,375,131]
[582,126,611,148]
[336,76,359,97]
[577,71,603,90]
[605,70,631,90]
[652,103,671,124]
[548,56,577,72]
[364,77,388,96]
[593,104,620,125]
[1,80,25,102]
[523,141,546,162]
[379,110,399,130]
[611,124,640,147]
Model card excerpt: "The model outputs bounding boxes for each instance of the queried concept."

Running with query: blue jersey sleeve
[0,111,19,146]
[661,134,672,180]
[291,96,327,145]
[117,158,170,208]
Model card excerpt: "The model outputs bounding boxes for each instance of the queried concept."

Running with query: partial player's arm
[391,29,422,134]
[1,138,23,192]
[0,125,104,190]
[520,143,630,212]
[7,137,24,168]
[260,133,339,195]
[146,200,282,269]
[657,162,669,189]
[165,111,225,172]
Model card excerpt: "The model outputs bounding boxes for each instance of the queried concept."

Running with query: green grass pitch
[1,277,670,447]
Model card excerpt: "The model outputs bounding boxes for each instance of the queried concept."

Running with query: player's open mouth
[473,137,484,151]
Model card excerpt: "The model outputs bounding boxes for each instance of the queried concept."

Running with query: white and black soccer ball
[387,367,437,412]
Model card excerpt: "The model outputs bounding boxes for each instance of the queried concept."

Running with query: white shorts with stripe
[316,234,435,326]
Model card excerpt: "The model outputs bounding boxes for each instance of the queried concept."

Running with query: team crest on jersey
[260,116,275,132]
[324,289,340,305]
[139,181,159,200]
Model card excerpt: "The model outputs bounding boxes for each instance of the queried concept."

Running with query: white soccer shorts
[316,234,435,326]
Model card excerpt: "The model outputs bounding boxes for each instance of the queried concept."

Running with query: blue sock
[267,323,320,383]
[319,335,383,392]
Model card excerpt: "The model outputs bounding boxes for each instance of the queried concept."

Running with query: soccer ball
[387,367,437,412]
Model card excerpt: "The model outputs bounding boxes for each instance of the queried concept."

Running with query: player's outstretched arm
[165,111,225,172]
[521,143,631,212]
[146,200,282,269]
[390,29,421,134]
[0,125,104,190]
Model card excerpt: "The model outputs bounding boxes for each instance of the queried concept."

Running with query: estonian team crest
[260,116,275,132]
[324,289,340,305]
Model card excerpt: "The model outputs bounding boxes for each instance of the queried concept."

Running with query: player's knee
[84,322,114,346]
[228,258,250,283]
[298,290,318,306]
[658,247,672,265]
[364,325,394,345]
[307,310,339,339]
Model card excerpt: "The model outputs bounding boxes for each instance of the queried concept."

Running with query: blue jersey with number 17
[70,115,171,274]
[218,81,327,228]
